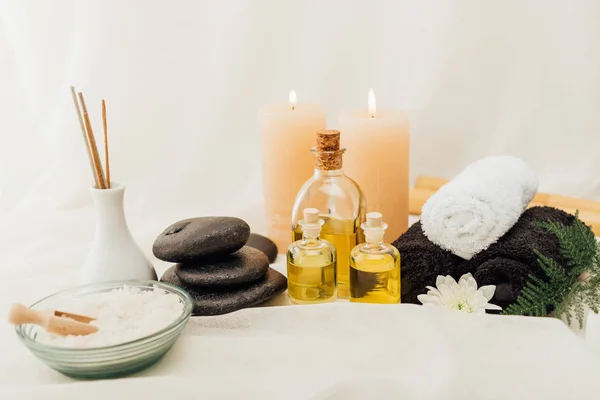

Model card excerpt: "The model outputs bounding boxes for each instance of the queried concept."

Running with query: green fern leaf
[502,211,600,328]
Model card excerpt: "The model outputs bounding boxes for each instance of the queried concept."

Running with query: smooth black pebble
[161,266,287,316]
[175,246,269,287]
[246,233,278,263]
[153,217,250,262]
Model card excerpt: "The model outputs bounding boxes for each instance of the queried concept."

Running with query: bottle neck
[301,236,320,246]
[313,168,344,177]
[364,240,385,250]
[363,229,386,249]
[311,148,345,172]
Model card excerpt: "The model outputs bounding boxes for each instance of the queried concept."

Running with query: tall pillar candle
[259,91,326,252]
[338,89,410,241]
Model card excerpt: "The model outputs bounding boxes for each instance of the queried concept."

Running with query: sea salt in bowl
[14,280,193,379]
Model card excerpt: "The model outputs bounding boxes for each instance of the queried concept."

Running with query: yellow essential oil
[293,216,357,299]
[288,208,337,304]
[350,253,400,303]
[349,212,401,304]
[287,260,336,304]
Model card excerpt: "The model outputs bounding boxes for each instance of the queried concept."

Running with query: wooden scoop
[8,303,99,336]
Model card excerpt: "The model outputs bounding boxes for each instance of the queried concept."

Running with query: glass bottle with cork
[287,208,337,304]
[291,130,366,299]
[349,212,400,304]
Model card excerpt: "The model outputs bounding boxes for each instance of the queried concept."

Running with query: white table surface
[1,253,600,399]
[2,214,600,399]
[2,300,600,399]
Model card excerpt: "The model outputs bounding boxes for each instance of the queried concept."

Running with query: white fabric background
[2,0,600,397]
[1,0,600,225]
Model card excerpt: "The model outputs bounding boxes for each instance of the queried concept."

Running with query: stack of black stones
[153,216,286,316]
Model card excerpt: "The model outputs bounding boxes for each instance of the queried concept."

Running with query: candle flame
[289,90,297,110]
[368,88,376,118]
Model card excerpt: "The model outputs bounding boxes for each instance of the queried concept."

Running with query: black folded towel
[392,221,464,303]
[393,206,580,307]
[463,206,576,309]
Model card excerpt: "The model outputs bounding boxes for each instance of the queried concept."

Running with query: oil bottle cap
[299,208,324,238]
[366,212,383,228]
[303,208,319,223]
[362,212,387,243]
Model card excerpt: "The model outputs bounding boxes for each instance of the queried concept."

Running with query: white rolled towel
[421,156,538,260]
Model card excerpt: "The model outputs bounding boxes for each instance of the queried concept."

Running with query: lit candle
[338,89,410,241]
[259,91,326,252]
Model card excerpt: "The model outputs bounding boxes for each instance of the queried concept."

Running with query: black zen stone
[161,266,287,316]
[153,217,250,262]
[246,233,278,263]
[175,246,269,287]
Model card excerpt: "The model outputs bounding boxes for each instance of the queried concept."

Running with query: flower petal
[465,285,478,299]
[479,285,496,301]
[436,275,446,287]
[448,278,461,296]
[470,292,489,308]
[438,283,453,299]
[458,273,474,288]
[418,294,441,306]
[450,284,461,300]
[425,287,442,298]
[458,273,473,287]
[444,275,458,286]
[466,275,478,291]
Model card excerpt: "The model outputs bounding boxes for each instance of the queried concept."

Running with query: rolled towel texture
[465,206,576,310]
[421,156,538,260]
[392,221,463,304]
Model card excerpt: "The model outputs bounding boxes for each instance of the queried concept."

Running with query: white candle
[259,91,326,252]
[338,89,410,241]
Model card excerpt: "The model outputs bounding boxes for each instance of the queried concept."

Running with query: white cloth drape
[1,0,600,224]
[3,304,600,399]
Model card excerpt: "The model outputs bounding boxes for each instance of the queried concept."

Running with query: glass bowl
[14,280,193,380]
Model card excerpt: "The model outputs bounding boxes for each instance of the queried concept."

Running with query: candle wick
[292,105,295,111]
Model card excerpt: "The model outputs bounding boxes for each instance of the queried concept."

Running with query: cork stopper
[316,130,340,152]
[314,130,343,170]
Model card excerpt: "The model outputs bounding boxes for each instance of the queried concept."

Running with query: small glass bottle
[349,212,400,304]
[291,130,366,299]
[287,208,337,304]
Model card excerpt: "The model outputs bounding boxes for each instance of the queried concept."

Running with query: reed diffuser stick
[70,86,101,188]
[102,99,110,189]
[78,92,107,189]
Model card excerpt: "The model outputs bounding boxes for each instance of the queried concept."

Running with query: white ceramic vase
[79,182,157,284]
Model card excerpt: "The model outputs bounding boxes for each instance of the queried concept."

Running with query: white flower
[417,273,502,313]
